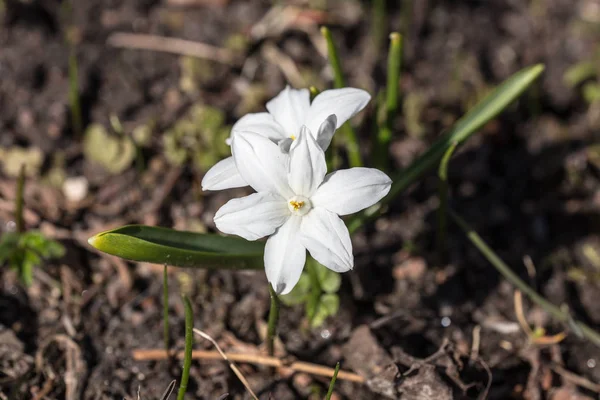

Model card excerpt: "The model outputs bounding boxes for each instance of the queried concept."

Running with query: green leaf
[88,225,265,270]
[83,123,135,175]
[310,294,340,328]
[280,273,311,306]
[564,61,597,87]
[348,63,545,233]
[315,263,341,294]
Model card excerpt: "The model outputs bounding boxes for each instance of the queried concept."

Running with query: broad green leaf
[348,63,545,233]
[88,225,264,270]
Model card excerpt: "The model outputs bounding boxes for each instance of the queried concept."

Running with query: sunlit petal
[311,168,391,215]
[305,88,370,135]
[201,156,247,191]
[266,86,311,137]
[214,192,289,240]
[288,126,327,197]
[264,216,306,294]
[231,131,293,198]
[300,208,353,272]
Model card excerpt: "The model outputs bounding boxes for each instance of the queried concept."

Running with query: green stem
[267,284,280,357]
[163,265,170,354]
[320,27,345,88]
[176,295,194,400]
[306,258,321,323]
[371,0,387,50]
[325,362,341,400]
[375,32,403,171]
[449,210,600,348]
[320,26,363,168]
[15,165,25,233]
[436,142,458,260]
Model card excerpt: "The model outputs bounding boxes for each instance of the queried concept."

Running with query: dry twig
[132,348,364,383]
[107,33,239,65]
[550,364,600,393]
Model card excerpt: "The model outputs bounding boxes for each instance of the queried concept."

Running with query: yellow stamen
[290,135,296,140]
[289,200,304,211]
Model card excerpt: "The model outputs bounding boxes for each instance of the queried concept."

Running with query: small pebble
[63,176,89,202]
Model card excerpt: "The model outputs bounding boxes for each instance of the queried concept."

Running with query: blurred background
[1,0,600,399]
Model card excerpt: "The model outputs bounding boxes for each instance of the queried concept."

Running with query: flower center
[290,134,296,140]
[287,195,311,216]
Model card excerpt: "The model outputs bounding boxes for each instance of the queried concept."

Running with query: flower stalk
[176,295,194,400]
[267,284,280,357]
[163,265,170,353]
[320,26,363,168]
[15,165,25,233]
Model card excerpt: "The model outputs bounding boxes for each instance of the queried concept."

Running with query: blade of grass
[348,64,545,233]
[449,210,600,349]
[15,165,25,233]
[436,141,458,259]
[325,362,340,400]
[320,26,362,168]
[176,295,194,400]
[267,285,280,357]
[163,265,170,354]
[375,33,402,171]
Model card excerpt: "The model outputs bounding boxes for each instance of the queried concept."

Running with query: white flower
[201,86,371,191]
[213,128,391,294]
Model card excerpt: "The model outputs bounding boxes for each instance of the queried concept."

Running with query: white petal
[266,86,310,137]
[278,137,293,153]
[264,216,306,294]
[231,131,293,198]
[311,168,392,216]
[315,114,337,151]
[231,112,286,142]
[305,88,371,135]
[214,192,289,240]
[288,126,327,197]
[300,208,353,272]
[202,157,247,191]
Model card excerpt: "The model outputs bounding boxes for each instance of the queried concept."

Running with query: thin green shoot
[15,165,25,233]
[163,264,170,354]
[371,0,387,50]
[325,362,340,400]
[306,257,322,322]
[375,33,402,171]
[176,295,194,400]
[267,284,280,357]
[320,26,362,168]
[449,210,600,348]
[436,141,458,260]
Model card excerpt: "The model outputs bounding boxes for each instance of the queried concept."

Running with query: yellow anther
[289,200,304,211]
[290,135,296,140]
